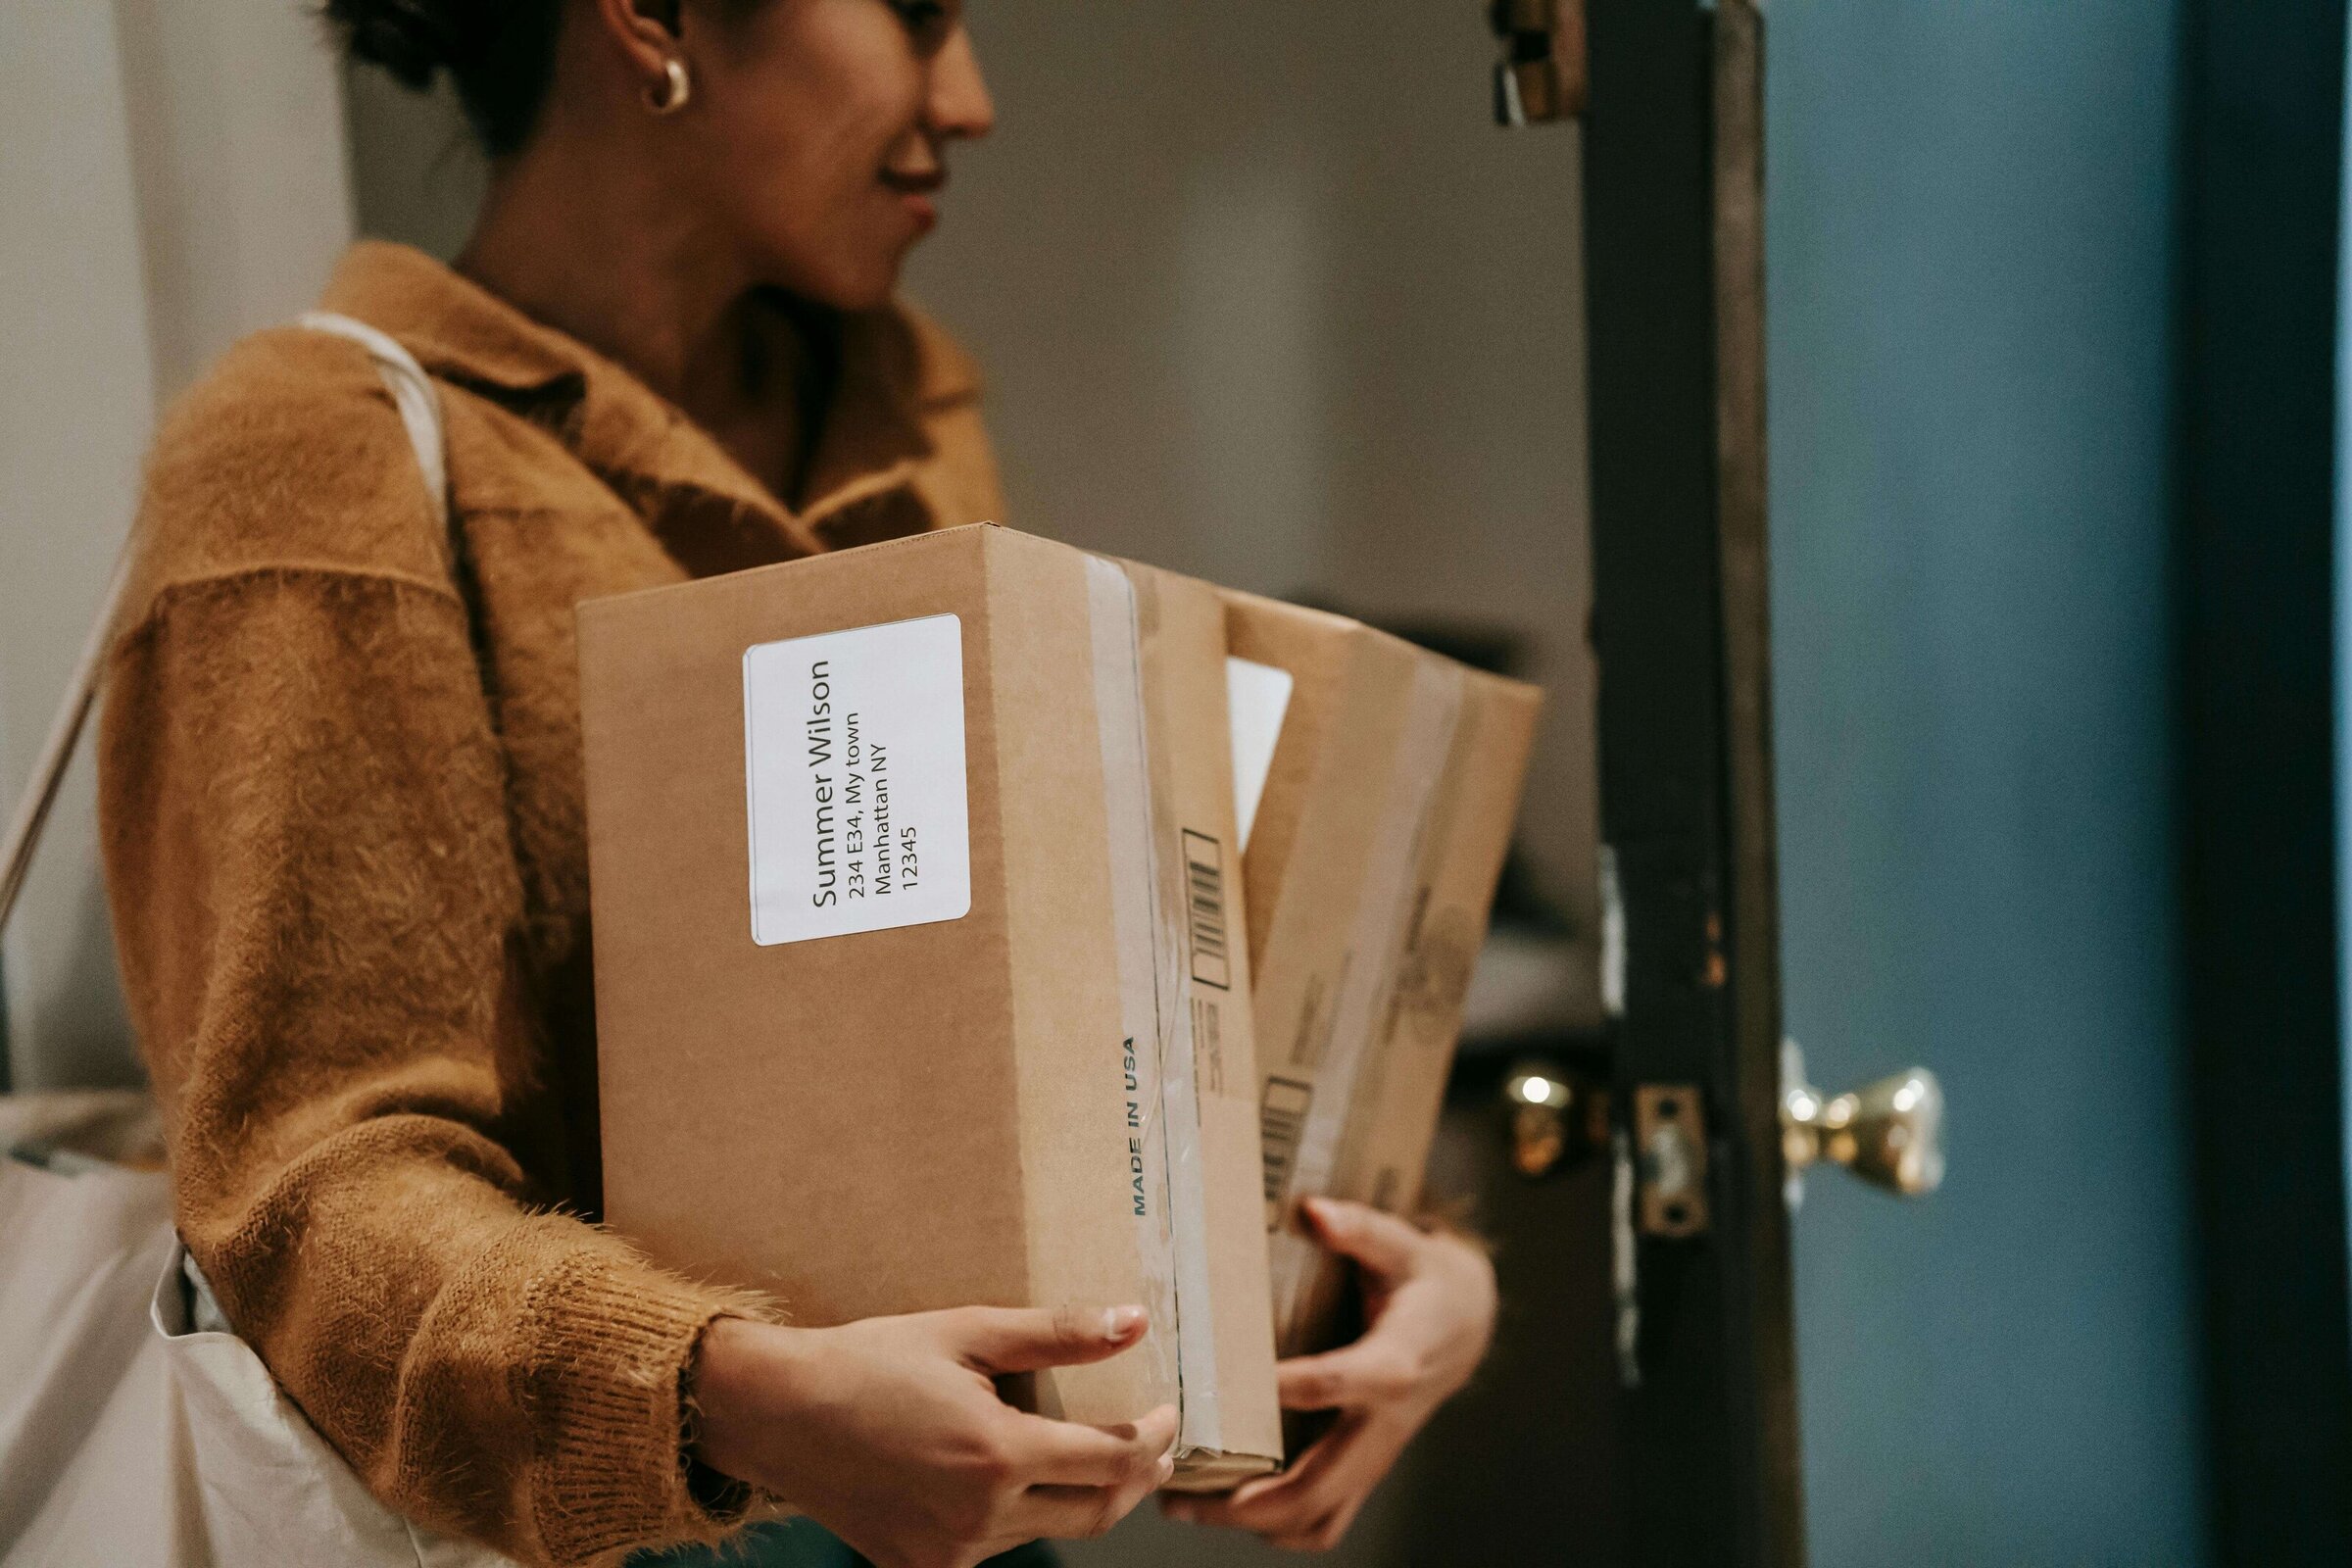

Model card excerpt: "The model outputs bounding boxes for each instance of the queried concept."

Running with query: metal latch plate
[1634,1084,1710,1237]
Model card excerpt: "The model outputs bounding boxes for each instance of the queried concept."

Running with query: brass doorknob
[1502,1058,1606,1178]
[1781,1042,1944,1199]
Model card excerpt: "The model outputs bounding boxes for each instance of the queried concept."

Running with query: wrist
[690,1316,813,1487]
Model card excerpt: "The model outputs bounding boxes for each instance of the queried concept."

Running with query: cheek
[750,115,911,289]
[710,11,921,204]
[703,60,925,287]
[715,95,878,218]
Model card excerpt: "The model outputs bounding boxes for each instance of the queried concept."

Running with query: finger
[1300,1197,1426,1279]
[1277,1341,1422,1411]
[1168,1473,1328,1536]
[1019,1443,1177,1541]
[944,1303,1149,1375]
[1008,1402,1180,1486]
[1015,1484,1140,1543]
[1163,1414,1363,1531]
[1182,1410,1408,1543]
[1269,1497,1364,1554]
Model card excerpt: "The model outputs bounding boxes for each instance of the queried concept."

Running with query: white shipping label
[1225,657,1295,854]
[744,613,972,946]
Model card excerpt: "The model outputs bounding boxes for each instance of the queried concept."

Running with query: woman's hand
[693,1304,1179,1568]
[1162,1197,1497,1552]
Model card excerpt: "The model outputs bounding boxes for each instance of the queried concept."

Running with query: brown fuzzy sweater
[98,242,1004,1566]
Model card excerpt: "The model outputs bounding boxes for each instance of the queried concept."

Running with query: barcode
[1181,828,1231,990]
[1260,1075,1314,1206]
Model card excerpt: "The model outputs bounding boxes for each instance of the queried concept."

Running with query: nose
[926,24,996,142]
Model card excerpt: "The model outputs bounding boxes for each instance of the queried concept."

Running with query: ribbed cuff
[521,1251,764,1564]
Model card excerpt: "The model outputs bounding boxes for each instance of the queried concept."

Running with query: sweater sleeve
[98,561,759,1566]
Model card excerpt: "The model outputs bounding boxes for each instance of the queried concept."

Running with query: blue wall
[1764,6,2208,1562]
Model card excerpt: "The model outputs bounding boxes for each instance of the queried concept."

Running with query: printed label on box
[744,613,971,946]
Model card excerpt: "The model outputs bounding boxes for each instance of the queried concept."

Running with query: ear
[587,0,685,78]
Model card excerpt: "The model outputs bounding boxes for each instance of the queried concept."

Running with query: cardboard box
[1222,591,1544,1356]
[579,525,1280,1488]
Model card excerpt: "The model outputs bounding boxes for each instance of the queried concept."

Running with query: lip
[882,169,944,232]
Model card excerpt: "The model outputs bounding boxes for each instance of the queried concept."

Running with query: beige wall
[0,0,351,1088]
[903,1,1598,979]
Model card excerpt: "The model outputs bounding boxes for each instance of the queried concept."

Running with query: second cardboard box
[1223,590,1543,1356]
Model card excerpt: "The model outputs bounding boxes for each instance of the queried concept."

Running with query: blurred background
[6,0,2349,1562]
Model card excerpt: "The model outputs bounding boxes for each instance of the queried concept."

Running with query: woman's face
[688,0,994,311]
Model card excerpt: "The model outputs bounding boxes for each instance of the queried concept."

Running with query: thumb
[1301,1197,1426,1281]
[943,1303,1152,1375]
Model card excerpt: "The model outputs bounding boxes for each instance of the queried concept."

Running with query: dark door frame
[1583,2,1803,1564]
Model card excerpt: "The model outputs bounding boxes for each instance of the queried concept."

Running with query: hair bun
[324,0,461,89]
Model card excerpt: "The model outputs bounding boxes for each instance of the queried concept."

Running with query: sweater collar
[316,241,982,558]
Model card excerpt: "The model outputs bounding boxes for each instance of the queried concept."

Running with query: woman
[101,1,1498,1564]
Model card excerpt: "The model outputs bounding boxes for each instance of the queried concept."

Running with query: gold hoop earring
[646,58,692,116]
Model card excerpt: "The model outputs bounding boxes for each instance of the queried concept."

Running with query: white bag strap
[296,312,449,529]
[0,315,448,933]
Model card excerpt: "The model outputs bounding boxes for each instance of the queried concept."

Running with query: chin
[832,273,902,314]
[778,252,907,315]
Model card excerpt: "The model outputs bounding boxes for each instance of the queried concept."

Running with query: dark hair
[325,0,566,158]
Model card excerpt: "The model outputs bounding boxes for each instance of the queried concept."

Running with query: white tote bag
[0,316,510,1568]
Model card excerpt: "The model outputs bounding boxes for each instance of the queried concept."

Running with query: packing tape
[1083,559,1192,1426]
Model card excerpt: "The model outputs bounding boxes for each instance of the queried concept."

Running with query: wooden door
[1583,1,1804,1562]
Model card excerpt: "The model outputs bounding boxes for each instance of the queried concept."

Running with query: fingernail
[1155,1453,1177,1485]
[1103,1304,1147,1340]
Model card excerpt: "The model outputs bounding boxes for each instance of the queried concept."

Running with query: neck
[457,127,821,499]
[458,137,745,410]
